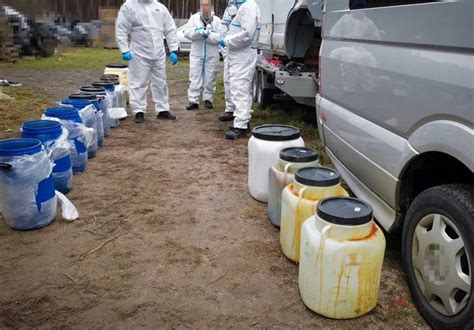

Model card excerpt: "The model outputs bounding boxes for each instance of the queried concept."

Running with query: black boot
[157,111,176,120]
[225,127,247,140]
[134,112,144,123]
[186,102,199,111]
[204,100,214,109]
[218,112,234,122]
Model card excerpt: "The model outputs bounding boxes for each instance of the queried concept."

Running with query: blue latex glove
[195,27,203,33]
[218,39,226,48]
[170,51,178,65]
[122,51,132,61]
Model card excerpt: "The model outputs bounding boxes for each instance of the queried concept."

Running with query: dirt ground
[0,64,428,328]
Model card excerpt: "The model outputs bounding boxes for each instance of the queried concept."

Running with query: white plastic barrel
[268,147,319,227]
[280,167,349,262]
[248,125,304,203]
[299,197,386,319]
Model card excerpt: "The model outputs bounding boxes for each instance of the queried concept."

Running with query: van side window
[351,0,436,9]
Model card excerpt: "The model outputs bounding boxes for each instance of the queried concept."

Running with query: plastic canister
[280,167,349,262]
[62,93,99,158]
[248,125,304,203]
[79,86,107,144]
[43,107,88,173]
[93,81,120,128]
[101,74,127,115]
[299,197,386,319]
[0,138,57,229]
[104,62,129,86]
[21,120,73,194]
[268,147,319,227]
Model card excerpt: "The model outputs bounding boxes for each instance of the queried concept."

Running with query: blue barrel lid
[44,107,83,123]
[317,197,373,226]
[295,167,340,187]
[21,120,62,139]
[0,138,43,156]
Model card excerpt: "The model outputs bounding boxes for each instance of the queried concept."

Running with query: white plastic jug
[299,197,386,319]
[268,147,319,227]
[248,125,304,203]
[280,167,348,262]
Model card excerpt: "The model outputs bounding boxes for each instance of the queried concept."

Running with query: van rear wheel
[255,71,274,109]
[402,184,473,329]
[252,70,259,103]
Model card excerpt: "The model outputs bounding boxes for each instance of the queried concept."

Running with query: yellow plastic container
[280,167,348,262]
[104,63,129,87]
[299,197,386,319]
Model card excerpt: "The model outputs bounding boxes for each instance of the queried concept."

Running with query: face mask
[226,4,238,16]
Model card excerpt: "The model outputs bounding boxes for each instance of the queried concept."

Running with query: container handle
[298,187,308,200]
[283,163,291,185]
[317,224,333,262]
[0,163,12,171]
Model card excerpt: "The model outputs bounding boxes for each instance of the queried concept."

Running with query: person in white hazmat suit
[116,0,179,124]
[216,2,238,123]
[217,0,261,140]
[184,0,222,111]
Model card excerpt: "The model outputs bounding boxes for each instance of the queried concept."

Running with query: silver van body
[317,0,474,232]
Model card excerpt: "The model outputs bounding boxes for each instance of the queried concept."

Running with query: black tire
[402,184,474,329]
[256,71,274,109]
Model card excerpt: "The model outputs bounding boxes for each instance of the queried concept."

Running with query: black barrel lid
[92,81,114,88]
[80,85,106,93]
[295,167,340,187]
[280,147,318,163]
[68,92,97,100]
[106,62,128,68]
[101,78,120,85]
[101,74,120,81]
[317,197,373,226]
[252,125,301,141]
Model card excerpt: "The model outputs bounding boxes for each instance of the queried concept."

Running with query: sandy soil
[0,65,427,328]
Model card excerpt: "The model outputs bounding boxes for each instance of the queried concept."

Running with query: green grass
[0,86,54,140]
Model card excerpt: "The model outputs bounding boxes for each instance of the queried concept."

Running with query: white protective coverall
[220,5,237,114]
[184,13,222,104]
[116,0,179,114]
[223,0,261,129]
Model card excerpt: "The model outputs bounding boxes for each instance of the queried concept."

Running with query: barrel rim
[0,138,43,156]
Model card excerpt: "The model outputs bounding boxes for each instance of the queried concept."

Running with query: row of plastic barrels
[0,63,129,230]
[247,124,386,319]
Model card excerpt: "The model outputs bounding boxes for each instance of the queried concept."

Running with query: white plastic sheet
[0,148,56,229]
[55,190,79,221]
